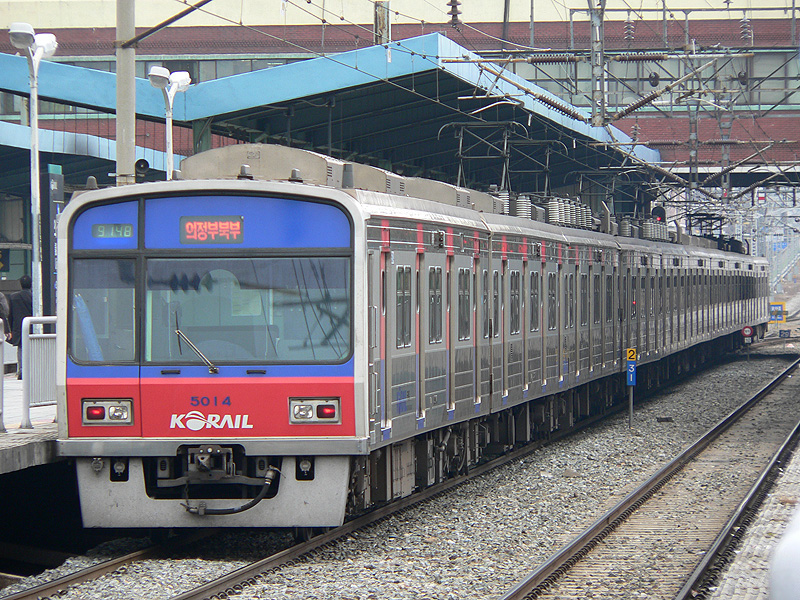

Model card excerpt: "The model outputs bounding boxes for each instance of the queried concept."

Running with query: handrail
[0,319,5,433]
[20,316,57,429]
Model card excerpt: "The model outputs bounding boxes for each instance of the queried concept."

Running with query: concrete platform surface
[0,373,58,475]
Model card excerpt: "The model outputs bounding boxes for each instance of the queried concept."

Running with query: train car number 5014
[191,396,232,407]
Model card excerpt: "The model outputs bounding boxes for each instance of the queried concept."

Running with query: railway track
[0,532,215,600]
[0,396,627,600]
[3,355,796,600]
[499,356,800,600]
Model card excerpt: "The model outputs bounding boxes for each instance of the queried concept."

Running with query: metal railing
[19,316,57,429]
[0,319,5,433]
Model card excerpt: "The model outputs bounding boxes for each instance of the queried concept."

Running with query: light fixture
[8,22,57,320]
[148,66,191,180]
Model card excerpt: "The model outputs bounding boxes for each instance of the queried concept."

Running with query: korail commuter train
[56,144,769,531]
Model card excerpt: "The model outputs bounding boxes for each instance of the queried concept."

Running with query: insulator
[527,54,582,64]
[624,13,635,42]
[631,121,641,142]
[447,0,461,27]
[740,16,752,41]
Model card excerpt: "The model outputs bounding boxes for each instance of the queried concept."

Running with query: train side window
[510,271,521,334]
[593,274,601,324]
[630,274,637,319]
[548,272,557,331]
[605,274,612,323]
[458,268,471,341]
[428,266,442,344]
[580,274,589,326]
[530,271,540,331]
[650,276,655,316]
[493,271,500,338]
[482,270,489,339]
[565,273,575,328]
[396,266,412,348]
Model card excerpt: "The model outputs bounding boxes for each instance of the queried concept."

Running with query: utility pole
[116,0,136,185]
[588,0,607,127]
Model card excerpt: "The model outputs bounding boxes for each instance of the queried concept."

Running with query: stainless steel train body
[57,145,770,528]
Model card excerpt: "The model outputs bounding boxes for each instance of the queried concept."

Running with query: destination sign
[180,216,243,244]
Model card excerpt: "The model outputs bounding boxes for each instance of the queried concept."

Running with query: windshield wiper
[175,329,219,374]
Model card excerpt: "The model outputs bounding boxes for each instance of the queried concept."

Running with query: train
[56,144,770,530]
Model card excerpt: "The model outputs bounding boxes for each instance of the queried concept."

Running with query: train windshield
[144,257,351,364]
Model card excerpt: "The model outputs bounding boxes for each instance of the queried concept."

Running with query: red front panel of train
[66,373,355,438]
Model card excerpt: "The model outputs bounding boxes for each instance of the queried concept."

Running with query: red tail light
[86,406,106,420]
[316,404,337,419]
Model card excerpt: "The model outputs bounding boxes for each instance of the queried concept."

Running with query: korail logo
[170,411,254,431]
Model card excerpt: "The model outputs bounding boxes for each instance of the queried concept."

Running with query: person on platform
[7,275,33,380]
[0,291,9,339]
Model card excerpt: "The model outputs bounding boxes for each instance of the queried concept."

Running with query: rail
[498,356,800,600]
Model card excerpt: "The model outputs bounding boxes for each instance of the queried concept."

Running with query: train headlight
[82,399,134,425]
[108,405,130,421]
[289,398,341,424]
[292,404,314,420]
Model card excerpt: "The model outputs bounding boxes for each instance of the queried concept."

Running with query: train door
[622,266,629,351]
[528,265,543,387]
[545,265,559,388]
[480,269,491,402]
[368,251,382,434]
[447,255,455,411]
[492,267,503,403]
[508,265,523,401]
[592,270,601,375]
[473,259,480,406]
[417,252,425,420]
[521,266,528,394]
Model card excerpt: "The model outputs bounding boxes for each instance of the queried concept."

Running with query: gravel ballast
[2,350,796,600]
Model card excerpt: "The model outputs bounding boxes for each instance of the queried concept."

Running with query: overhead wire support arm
[610,58,718,122]
[120,0,215,48]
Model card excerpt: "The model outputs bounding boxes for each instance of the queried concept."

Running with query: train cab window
[457,268,470,341]
[70,258,136,363]
[529,271,540,332]
[145,256,352,363]
[547,273,557,331]
[605,275,613,323]
[429,267,442,344]
[510,271,521,335]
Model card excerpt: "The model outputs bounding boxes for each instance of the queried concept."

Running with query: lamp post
[9,22,57,319]
[148,66,191,180]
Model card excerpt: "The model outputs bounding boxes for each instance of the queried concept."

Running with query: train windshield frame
[67,192,355,367]
[68,254,353,366]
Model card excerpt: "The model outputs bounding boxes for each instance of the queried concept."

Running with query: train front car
[56,180,367,528]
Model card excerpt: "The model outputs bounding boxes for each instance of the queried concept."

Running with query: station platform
[708,433,800,599]
[0,373,58,475]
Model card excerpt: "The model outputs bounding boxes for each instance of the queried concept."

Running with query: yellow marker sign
[626,348,637,362]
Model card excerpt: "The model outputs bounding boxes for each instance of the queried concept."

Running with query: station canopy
[0,33,658,201]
